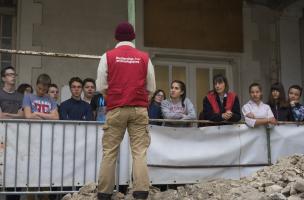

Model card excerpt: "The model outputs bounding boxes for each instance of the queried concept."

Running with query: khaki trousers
[98,106,150,193]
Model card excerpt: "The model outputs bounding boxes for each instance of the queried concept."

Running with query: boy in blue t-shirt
[23,74,59,120]
[288,85,304,121]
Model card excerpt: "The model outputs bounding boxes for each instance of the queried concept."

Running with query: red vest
[106,45,149,111]
[207,91,236,113]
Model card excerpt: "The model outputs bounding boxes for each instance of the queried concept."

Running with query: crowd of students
[0,65,303,128]
[148,74,304,127]
[0,66,106,122]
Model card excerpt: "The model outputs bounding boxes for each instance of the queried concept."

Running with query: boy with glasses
[0,66,24,118]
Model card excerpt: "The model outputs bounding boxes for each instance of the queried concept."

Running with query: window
[0,0,16,68]
[0,15,13,67]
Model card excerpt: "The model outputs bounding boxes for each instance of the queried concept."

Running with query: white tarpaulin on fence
[0,121,303,187]
[0,123,103,187]
[147,124,268,184]
[147,124,268,166]
[270,124,304,162]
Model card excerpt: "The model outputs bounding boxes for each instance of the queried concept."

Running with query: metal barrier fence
[0,119,106,195]
[0,119,303,196]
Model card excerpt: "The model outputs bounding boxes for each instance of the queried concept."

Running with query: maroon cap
[115,22,136,41]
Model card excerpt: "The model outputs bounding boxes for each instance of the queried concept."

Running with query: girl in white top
[242,83,277,127]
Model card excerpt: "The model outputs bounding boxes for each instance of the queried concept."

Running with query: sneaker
[133,191,148,199]
[97,192,112,200]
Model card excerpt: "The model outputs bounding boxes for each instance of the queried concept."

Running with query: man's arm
[96,54,108,95]
[146,59,156,96]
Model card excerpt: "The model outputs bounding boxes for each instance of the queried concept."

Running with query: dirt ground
[63,154,304,200]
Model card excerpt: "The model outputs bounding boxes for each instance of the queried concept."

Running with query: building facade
[0,0,303,112]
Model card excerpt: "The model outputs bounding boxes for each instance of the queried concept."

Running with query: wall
[16,1,303,104]
[240,3,279,103]
[279,2,303,93]
[143,0,243,52]
[16,0,42,85]
[17,0,128,100]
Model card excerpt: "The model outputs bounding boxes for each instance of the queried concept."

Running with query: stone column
[16,0,42,85]
[279,8,302,90]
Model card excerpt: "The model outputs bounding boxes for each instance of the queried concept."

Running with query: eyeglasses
[5,73,18,77]
[71,86,82,89]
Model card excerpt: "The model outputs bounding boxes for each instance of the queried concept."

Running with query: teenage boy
[288,85,304,121]
[48,83,59,102]
[60,77,92,121]
[82,78,96,104]
[23,74,59,120]
[0,66,23,118]
[48,83,60,111]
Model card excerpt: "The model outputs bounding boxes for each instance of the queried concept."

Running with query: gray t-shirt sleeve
[182,98,197,120]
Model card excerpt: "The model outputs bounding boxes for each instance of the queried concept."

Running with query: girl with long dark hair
[161,80,196,126]
[267,82,292,121]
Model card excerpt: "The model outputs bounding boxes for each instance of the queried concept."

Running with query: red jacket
[207,91,236,113]
[106,45,149,111]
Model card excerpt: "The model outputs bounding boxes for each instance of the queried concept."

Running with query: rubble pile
[63,154,304,200]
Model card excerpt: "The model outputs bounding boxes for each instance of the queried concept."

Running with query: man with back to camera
[96,22,155,200]
[0,66,23,119]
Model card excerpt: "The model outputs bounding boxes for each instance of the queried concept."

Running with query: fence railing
[0,119,303,195]
[0,119,105,195]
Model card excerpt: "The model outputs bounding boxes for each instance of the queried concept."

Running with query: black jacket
[269,103,293,121]
[199,94,241,126]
